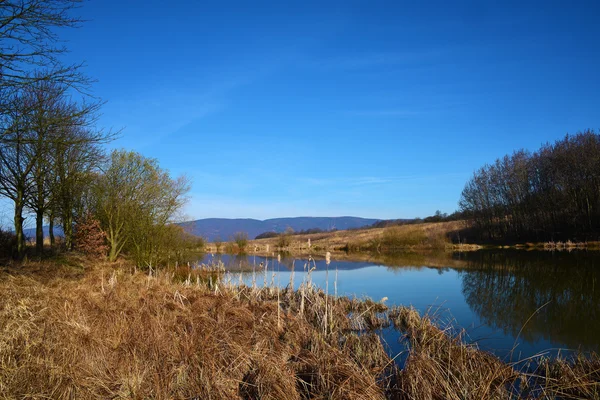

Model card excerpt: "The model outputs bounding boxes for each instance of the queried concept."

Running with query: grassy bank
[203,221,478,257]
[1,255,599,399]
[205,221,600,260]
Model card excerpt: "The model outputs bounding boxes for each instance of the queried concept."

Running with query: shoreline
[202,243,600,268]
[1,254,599,398]
[202,219,600,257]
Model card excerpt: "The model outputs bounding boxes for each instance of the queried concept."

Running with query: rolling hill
[180,217,380,241]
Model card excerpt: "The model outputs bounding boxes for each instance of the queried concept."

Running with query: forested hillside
[460,130,600,242]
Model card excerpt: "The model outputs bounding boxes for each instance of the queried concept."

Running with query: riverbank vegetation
[1,254,599,399]
[0,1,199,267]
[240,220,472,257]
[460,130,600,243]
[0,1,104,258]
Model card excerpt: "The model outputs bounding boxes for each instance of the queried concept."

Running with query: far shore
[202,220,600,260]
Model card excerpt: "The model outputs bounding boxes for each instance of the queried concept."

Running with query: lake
[199,250,600,362]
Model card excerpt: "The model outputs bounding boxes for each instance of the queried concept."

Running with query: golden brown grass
[1,254,599,399]
[206,222,600,259]
[0,256,389,399]
[219,221,475,258]
[391,307,516,399]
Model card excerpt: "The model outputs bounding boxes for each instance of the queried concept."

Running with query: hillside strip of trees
[459,130,600,243]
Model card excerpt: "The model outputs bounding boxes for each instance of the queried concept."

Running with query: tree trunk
[64,214,73,250]
[107,222,125,262]
[49,215,55,248]
[36,209,44,254]
[14,196,25,260]
[108,238,118,262]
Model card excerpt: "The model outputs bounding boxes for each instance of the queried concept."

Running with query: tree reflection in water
[203,250,600,354]
[458,250,600,352]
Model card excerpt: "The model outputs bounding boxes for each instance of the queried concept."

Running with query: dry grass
[205,222,600,258]
[0,254,598,399]
[228,221,474,258]
[388,308,600,399]
[390,308,517,399]
[0,256,389,399]
[527,354,600,398]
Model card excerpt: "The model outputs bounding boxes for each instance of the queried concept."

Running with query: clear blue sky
[61,0,600,220]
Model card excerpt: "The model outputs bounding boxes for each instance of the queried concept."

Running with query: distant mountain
[180,217,380,241]
[22,226,64,240]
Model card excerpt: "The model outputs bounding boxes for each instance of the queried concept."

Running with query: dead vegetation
[229,221,475,258]
[0,257,389,399]
[0,255,599,399]
[235,221,599,260]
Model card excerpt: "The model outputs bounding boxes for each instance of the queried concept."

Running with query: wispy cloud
[298,173,464,188]
[348,109,421,117]
[103,50,303,151]
[296,176,388,188]
[347,177,395,186]
[309,49,450,71]
[103,76,252,150]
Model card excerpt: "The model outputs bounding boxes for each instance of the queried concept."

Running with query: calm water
[200,250,600,362]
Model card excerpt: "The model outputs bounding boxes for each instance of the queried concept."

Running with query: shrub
[0,229,17,258]
[213,237,223,253]
[233,231,248,252]
[224,242,236,254]
[277,227,294,249]
[277,232,291,249]
[162,226,205,265]
[73,212,108,258]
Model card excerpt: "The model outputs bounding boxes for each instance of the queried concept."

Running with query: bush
[224,242,235,254]
[73,212,108,258]
[277,227,294,249]
[277,232,291,249]
[0,229,17,258]
[233,232,248,252]
[213,237,223,253]
[166,227,205,264]
[127,224,204,268]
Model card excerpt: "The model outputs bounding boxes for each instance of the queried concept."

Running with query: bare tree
[0,79,111,258]
[21,78,81,253]
[50,125,107,250]
[0,90,35,257]
[0,1,103,258]
[0,0,90,93]
[460,130,600,242]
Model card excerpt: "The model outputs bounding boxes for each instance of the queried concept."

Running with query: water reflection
[458,250,600,352]
[204,252,378,271]
[200,250,600,358]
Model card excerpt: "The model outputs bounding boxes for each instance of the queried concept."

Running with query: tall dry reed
[1,255,598,399]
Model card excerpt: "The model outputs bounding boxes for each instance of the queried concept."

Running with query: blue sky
[59,0,600,220]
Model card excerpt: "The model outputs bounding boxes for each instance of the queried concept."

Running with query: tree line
[254,227,338,240]
[0,1,197,266]
[459,130,600,242]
